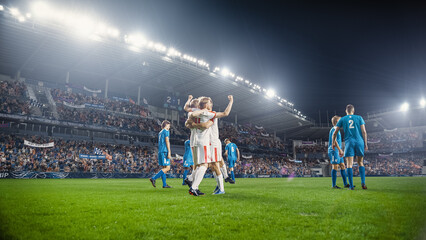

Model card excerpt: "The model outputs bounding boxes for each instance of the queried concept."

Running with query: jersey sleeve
[359,116,365,125]
[207,111,216,121]
[165,130,170,138]
[234,143,238,149]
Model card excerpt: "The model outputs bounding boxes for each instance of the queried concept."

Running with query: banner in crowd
[301,141,314,145]
[83,86,102,93]
[79,154,106,159]
[378,153,394,157]
[261,133,269,137]
[255,125,263,130]
[63,101,86,109]
[24,140,54,148]
[368,139,381,144]
[112,96,130,102]
[288,159,303,163]
[0,122,10,128]
[242,154,253,159]
[85,103,105,109]
[384,128,398,132]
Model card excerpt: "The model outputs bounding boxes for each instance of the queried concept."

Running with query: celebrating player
[224,138,239,183]
[149,120,172,188]
[328,116,349,189]
[186,95,234,196]
[332,104,368,190]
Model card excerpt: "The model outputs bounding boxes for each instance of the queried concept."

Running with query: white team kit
[210,118,222,163]
[189,109,216,165]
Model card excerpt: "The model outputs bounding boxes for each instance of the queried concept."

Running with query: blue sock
[182,169,189,184]
[231,171,235,181]
[331,169,337,187]
[161,173,167,187]
[359,166,366,185]
[152,170,164,180]
[347,168,353,188]
[340,169,348,186]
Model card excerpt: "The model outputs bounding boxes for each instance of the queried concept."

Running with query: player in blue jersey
[182,139,194,185]
[328,116,349,189]
[332,104,368,190]
[150,120,172,188]
[224,138,239,183]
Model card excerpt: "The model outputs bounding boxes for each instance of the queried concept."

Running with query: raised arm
[215,95,234,119]
[361,124,368,151]
[184,95,193,112]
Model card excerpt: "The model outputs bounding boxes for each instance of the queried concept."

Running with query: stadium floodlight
[72,16,96,38]
[10,8,19,16]
[107,28,119,38]
[0,5,4,11]
[125,33,147,47]
[31,2,52,18]
[26,13,32,18]
[18,16,26,22]
[420,98,425,108]
[400,102,409,112]
[221,68,230,77]
[266,89,275,98]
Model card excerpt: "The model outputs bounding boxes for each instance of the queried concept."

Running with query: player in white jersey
[183,96,212,189]
[207,101,235,194]
[185,95,234,196]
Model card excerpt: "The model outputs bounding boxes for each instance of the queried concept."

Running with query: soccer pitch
[0,177,425,240]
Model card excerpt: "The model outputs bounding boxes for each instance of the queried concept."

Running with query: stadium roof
[0,8,314,136]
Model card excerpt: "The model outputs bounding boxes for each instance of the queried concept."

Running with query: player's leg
[357,156,367,189]
[229,159,236,182]
[190,146,209,195]
[182,166,190,185]
[346,157,354,190]
[331,164,340,188]
[329,151,339,188]
[150,152,166,187]
[211,162,224,194]
[161,165,171,188]
[339,162,349,187]
[355,142,367,189]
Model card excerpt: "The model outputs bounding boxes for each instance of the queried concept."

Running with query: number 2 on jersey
[349,120,354,129]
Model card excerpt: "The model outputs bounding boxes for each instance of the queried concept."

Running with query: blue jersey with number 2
[336,115,365,143]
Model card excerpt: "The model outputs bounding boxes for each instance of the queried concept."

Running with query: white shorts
[210,143,222,163]
[192,145,212,165]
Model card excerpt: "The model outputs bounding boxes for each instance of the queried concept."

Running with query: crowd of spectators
[0,80,29,115]
[0,134,423,176]
[51,88,149,117]
[367,128,424,153]
[220,122,285,152]
[363,153,423,176]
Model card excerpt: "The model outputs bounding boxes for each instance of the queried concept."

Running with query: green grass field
[0,177,425,240]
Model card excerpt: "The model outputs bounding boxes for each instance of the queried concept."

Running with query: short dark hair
[346,104,354,113]
[161,120,170,129]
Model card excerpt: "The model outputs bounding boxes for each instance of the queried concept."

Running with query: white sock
[188,167,197,182]
[213,172,219,186]
[191,165,207,190]
[217,174,224,192]
[220,164,229,179]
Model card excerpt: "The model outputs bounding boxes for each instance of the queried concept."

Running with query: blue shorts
[344,140,365,157]
[228,158,236,168]
[158,152,170,166]
[328,151,344,165]
[183,157,193,168]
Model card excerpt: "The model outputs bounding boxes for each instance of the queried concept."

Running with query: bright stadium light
[26,13,32,18]
[125,33,147,47]
[400,102,409,112]
[221,68,230,77]
[10,8,20,16]
[266,89,275,98]
[420,98,425,108]
[18,16,26,22]
[0,5,4,11]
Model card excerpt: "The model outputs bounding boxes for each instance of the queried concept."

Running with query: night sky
[7,0,426,123]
